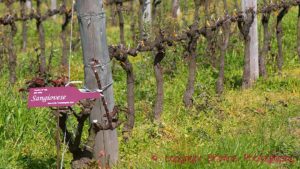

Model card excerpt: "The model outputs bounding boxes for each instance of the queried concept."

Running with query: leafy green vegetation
[0,2,299,169]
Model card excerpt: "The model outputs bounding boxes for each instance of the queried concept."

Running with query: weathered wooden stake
[242,0,259,86]
[76,0,118,166]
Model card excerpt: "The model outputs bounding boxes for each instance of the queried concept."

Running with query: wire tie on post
[79,81,113,94]
[65,81,83,87]
[93,63,106,70]
[85,61,111,71]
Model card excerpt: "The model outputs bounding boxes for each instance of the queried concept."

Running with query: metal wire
[68,0,75,84]
[61,1,75,168]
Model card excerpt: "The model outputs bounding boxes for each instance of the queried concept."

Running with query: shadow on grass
[228,75,243,89]
[17,155,56,169]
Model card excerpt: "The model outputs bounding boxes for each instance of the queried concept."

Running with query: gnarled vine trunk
[297,5,300,61]
[152,2,164,122]
[216,0,230,95]
[259,0,270,79]
[122,60,135,134]
[60,0,70,68]
[237,10,255,89]
[154,62,163,121]
[183,50,196,106]
[183,0,201,107]
[36,0,46,75]
[115,0,135,137]
[20,0,27,51]
[6,1,17,84]
[276,7,289,74]
[242,35,251,88]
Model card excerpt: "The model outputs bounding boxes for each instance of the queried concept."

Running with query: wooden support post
[242,0,259,86]
[76,0,118,166]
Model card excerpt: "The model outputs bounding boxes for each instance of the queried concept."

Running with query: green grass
[0,2,300,169]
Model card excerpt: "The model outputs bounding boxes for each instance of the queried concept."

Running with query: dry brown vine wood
[3,1,300,167]
[216,0,231,95]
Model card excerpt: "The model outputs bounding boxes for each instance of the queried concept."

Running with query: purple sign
[28,87,100,108]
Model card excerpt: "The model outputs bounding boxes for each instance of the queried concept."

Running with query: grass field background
[0,2,299,169]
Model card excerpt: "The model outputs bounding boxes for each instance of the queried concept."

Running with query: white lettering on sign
[31,95,67,103]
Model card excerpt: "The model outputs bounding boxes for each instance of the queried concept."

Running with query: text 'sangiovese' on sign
[28,87,100,108]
